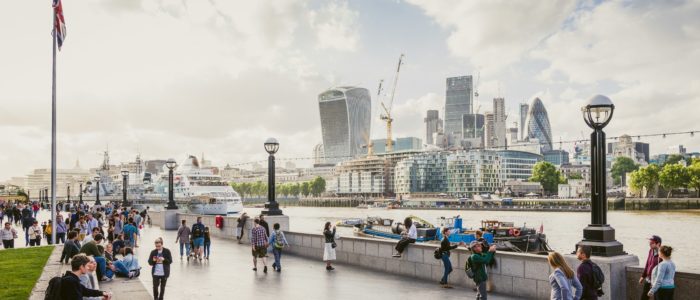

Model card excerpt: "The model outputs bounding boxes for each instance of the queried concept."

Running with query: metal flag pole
[50,24,57,244]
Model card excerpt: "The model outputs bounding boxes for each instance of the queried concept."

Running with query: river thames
[239,207,700,272]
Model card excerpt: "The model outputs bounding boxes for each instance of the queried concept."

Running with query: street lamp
[79,182,84,205]
[576,95,624,256]
[93,176,101,206]
[263,138,282,216]
[121,170,129,207]
[165,159,178,209]
[66,183,71,208]
[45,187,49,203]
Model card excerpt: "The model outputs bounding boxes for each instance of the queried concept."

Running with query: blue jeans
[440,252,452,284]
[179,242,191,257]
[95,256,106,279]
[113,261,130,277]
[273,248,282,269]
[56,232,66,244]
[204,241,211,257]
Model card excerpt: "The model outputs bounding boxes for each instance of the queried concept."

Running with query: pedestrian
[175,219,191,260]
[44,220,53,245]
[78,217,89,241]
[576,246,601,300]
[548,251,583,300]
[59,254,111,299]
[269,223,289,272]
[393,217,416,258]
[323,221,336,271]
[123,217,138,248]
[203,226,211,259]
[259,214,270,237]
[148,237,173,300]
[55,214,67,244]
[250,218,269,273]
[437,227,466,288]
[236,212,249,244]
[648,245,676,300]
[191,217,206,261]
[640,235,662,299]
[113,214,124,240]
[469,240,497,300]
[86,214,99,234]
[21,205,34,246]
[83,227,102,244]
[1,222,18,249]
[29,220,42,246]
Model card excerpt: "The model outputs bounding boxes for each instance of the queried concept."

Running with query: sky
[1,0,699,181]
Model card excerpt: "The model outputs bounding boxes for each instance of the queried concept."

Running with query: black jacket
[439,236,458,255]
[577,259,599,300]
[59,271,103,300]
[260,220,270,237]
[148,248,173,278]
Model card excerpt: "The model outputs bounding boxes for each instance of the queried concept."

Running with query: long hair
[403,217,413,230]
[324,221,331,231]
[547,252,574,279]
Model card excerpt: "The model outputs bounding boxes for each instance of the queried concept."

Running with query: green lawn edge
[0,246,55,300]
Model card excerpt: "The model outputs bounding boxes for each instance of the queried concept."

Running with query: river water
[240,207,700,272]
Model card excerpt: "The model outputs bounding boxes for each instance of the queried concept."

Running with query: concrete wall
[626,266,700,300]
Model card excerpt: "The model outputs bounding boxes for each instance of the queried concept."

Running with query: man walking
[576,246,600,300]
[1,222,18,249]
[640,235,662,299]
[259,215,270,237]
[191,217,206,261]
[250,218,269,273]
[175,220,191,260]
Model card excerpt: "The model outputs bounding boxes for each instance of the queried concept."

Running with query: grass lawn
[0,246,54,299]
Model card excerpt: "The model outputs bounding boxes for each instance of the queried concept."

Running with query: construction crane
[380,54,404,153]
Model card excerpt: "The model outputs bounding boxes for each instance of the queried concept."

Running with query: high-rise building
[484,112,495,148]
[525,97,553,153]
[444,76,473,139]
[394,151,448,195]
[462,114,485,140]
[506,127,519,146]
[519,103,529,140]
[318,87,371,164]
[493,97,507,148]
[446,150,501,197]
[497,150,543,181]
[371,137,422,154]
[424,110,442,145]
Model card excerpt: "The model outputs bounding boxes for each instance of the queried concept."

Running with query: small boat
[479,220,552,254]
[356,216,437,242]
[435,216,495,245]
[336,218,365,227]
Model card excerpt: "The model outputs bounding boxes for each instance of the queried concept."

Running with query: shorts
[193,237,205,248]
[252,246,266,258]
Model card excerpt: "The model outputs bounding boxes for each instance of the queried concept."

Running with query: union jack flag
[53,0,66,50]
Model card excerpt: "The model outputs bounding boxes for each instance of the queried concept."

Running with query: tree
[659,163,690,198]
[611,157,639,186]
[301,182,310,197]
[629,164,660,198]
[568,173,584,180]
[289,183,300,198]
[663,154,686,166]
[688,160,700,197]
[310,176,326,197]
[529,161,561,194]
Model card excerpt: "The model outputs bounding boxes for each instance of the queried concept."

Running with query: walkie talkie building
[318,87,371,164]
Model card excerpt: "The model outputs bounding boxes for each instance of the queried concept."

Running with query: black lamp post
[94,176,101,206]
[79,182,83,205]
[121,170,129,207]
[165,159,178,209]
[67,183,71,203]
[45,187,49,203]
[262,138,282,216]
[39,189,43,203]
[576,95,624,256]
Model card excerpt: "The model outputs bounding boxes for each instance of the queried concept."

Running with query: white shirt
[407,224,418,240]
[153,250,165,276]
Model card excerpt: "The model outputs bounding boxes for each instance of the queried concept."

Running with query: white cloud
[308,0,360,51]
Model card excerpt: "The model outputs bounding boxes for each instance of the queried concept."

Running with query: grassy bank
[0,246,54,299]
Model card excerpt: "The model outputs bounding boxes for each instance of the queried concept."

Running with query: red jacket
[641,248,660,280]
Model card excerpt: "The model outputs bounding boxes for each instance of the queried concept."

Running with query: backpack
[591,262,605,296]
[192,225,203,238]
[273,231,284,249]
[44,276,62,300]
[465,256,475,279]
[433,248,442,259]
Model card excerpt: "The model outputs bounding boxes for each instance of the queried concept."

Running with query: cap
[649,235,662,244]
[469,241,482,249]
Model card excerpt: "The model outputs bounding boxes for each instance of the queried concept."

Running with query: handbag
[331,241,337,248]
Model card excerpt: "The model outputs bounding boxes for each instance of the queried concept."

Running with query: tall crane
[380,54,404,153]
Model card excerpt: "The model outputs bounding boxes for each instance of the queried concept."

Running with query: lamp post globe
[121,170,129,208]
[576,94,624,257]
[93,176,101,206]
[262,138,282,216]
[166,158,178,210]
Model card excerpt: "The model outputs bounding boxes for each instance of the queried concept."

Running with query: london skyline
[2,0,699,181]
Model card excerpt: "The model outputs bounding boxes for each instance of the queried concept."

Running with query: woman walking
[548,252,582,300]
[323,222,336,271]
[203,227,211,259]
[148,238,172,300]
[648,245,676,300]
[269,223,289,272]
[437,227,465,288]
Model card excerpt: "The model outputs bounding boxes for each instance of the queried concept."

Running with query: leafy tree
[529,161,561,194]
[611,157,639,186]
[310,176,326,197]
[664,154,686,166]
[659,164,689,198]
[629,164,660,198]
[568,173,584,180]
[301,182,310,197]
[688,160,700,197]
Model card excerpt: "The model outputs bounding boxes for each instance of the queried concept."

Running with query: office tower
[493,97,507,148]
[519,103,529,140]
[424,110,442,145]
[507,127,519,146]
[525,97,552,153]
[444,76,473,139]
[462,113,485,139]
[484,112,495,148]
[318,86,371,164]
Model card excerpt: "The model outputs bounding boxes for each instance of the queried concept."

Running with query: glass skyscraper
[444,76,472,139]
[525,97,553,153]
[318,87,371,164]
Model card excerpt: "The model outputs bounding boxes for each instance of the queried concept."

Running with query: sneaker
[442,284,453,289]
[252,268,257,271]
[187,255,190,262]
[102,277,113,282]
[328,266,335,271]
[272,263,277,269]
[392,254,401,258]
[326,266,331,271]
[263,266,268,273]
[277,267,281,272]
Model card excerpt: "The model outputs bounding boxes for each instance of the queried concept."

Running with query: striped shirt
[251,226,267,247]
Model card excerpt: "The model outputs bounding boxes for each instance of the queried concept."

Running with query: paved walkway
[136,225,520,300]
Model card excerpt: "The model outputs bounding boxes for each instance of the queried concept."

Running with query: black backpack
[591,262,605,296]
[433,248,442,259]
[465,256,475,279]
[44,276,62,300]
[192,225,203,238]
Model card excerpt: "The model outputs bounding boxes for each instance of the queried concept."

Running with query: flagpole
[51,24,57,244]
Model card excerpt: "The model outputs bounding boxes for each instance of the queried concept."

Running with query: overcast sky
[1,0,699,181]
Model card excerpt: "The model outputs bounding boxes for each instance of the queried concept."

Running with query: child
[203,227,211,259]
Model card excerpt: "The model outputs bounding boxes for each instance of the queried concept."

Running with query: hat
[649,235,662,244]
[469,241,482,249]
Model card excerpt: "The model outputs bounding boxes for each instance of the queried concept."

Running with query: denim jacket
[549,268,583,300]
[650,259,676,293]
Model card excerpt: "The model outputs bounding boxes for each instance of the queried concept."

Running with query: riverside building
[393,151,448,195]
[446,150,502,197]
